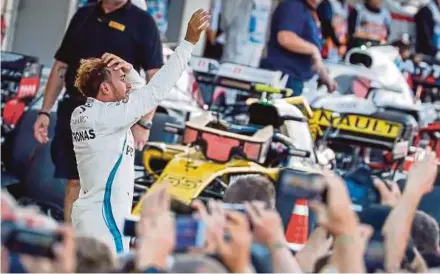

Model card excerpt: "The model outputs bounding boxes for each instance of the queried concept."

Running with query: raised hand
[213,211,252,273]
[407,147,438,196]
[373,178,402,207]
[191,199,226,254]
[185,9,210,45]
[101,53,133,73]
[245,202,285,248]
[136,184,175,270]
[309,170,359,237]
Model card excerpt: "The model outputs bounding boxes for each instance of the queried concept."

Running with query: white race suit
[70,40,194,254]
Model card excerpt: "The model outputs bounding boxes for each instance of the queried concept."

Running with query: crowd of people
[2,0,440,273]
[2,148,439,272]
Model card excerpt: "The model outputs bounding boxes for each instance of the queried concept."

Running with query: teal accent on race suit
[102,137,127,254]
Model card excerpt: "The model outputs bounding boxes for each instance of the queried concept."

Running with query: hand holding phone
[244,202,285,249]
[277,169,327,200]
[124,215,206,252]
[309,170,359,237]
[1,221,62,259]
[2,221,76,273]
[215,211,252,273]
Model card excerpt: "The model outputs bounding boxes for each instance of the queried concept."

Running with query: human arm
[382,149,437,272]
[277,31,337,91]
[309,170,365,273]
[296,227,333,273]
[101,9,209,131]
[317,1,341,47]
[275,1,319,56]
[276,1,336,92]
[33,61,68,143]
[136,184,175,271]
[131,68,160,151]
[131,13,164,150]
[33,10,83,143]
[245,202,303,273]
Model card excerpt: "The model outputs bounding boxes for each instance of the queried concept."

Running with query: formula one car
[301,47,420,174]
[131,82,316,211]
[189,56,287,123]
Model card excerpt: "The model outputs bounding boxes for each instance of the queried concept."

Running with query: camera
[1,220,63,259]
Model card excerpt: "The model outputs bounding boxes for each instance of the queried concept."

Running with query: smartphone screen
[344,177,368,204]
[175,216,206,252]
[123,216,206,251]
[277,169,326,200]
[222,203,247,213]
[123,217,139,238]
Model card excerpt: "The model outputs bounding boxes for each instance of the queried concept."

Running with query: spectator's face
[105,69,132,101]
[401,49,411,60]
[367,0,383,9]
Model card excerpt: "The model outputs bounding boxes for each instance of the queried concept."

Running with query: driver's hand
[102,53,133,73]
[185,9,210,45]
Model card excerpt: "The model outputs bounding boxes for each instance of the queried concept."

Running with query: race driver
[70,9,210,254]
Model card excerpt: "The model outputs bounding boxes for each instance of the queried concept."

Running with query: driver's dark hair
[74,58,111,98]
[223,175,275,208]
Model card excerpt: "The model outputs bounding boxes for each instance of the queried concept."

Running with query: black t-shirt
[415,4,439,57]
[55,1,163,97]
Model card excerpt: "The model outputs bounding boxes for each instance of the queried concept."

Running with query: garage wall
[11,0,71,67]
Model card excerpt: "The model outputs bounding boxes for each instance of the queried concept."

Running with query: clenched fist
[185,9,210,45]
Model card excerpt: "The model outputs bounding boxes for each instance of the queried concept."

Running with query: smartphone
[277,169,327,200]
[123,216,139,238]
[223,203,252,230]
[123,216,206,252]
[364,240,385,272]
[222,203,247,213]
[1,221,62,259]
[175,216,206,252]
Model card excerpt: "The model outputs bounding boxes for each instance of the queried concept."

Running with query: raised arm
[101,9,210,131]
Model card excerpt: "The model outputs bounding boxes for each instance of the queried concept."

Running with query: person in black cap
[33,0,164,223]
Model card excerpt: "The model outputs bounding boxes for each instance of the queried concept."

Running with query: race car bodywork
[301,48,420,169]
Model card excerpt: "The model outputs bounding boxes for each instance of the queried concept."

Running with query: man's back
[70,98,135,205]
[70,97,136,254]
